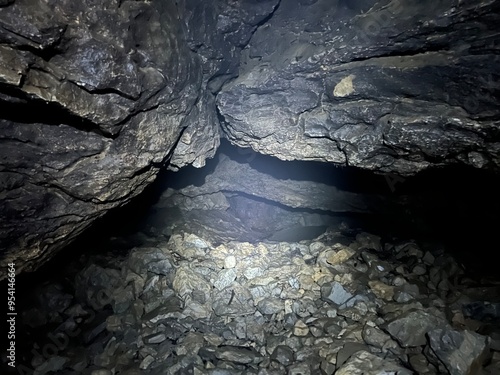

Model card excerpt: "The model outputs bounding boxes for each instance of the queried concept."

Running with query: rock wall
[0,0,277,277]
[217,0,500,175]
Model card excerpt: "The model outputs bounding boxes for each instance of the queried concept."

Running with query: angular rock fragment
[385,309,448,347]
[335,351,413,375]
[427,328,490,375]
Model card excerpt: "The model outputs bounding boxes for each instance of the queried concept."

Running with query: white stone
[224,255,237,269]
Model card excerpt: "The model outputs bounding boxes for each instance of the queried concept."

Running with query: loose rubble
[14,226,500,375]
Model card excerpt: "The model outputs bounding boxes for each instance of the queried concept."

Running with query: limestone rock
[385,309,448,347]
[335,351,413,375]
[427,328,490,375]
[321,281,354,307]
[217,0,500,176]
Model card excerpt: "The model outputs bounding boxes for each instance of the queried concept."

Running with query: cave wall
[1,0,500,278]
[0,0,277,277]
[217,0,500,175]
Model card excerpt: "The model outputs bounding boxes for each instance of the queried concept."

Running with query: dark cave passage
[2,0,500,373]
[3,139,500,374]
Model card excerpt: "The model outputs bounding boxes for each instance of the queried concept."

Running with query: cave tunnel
[1,0,500,374]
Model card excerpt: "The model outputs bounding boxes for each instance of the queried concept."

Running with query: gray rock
[321,282,354,307]
[224,255,237,269]
[257,298,284,315]
[385,309,448,347]
[172,265,212,303]
[214,268,238,291]
[462,301,500,322]
[288,362,311,375]
[33,356,69,375]
[483,352,500,375]
[356,233,382,251]
[362,324,394,350]
[427,328,489,375]
[75,264,119,309]
[214,346,261,364]
[271,345,295,366]
[323,318,344,337]
[128,248,173,277]
[336,343,370,369]
[409,353,437,374]
[217,0,500,177]
[37,283,73,313]
[394,283,420,303]
[144,333,167,345]
[175,332,206,356]
[335,351,413,375]
[140,355,155,370]
[111,286,134,314]
[91,370,113,375]
[161,154,406,219]
[213,284,255,317]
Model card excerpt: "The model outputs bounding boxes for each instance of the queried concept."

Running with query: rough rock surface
[147,142,429,244]
[217,0,500,175]
[0,0,277,277]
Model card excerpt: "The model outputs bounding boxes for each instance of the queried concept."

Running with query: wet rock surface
[9,225,500,374]
[0,0,201,276]
[0,0,277,277]
[217,0,500,175]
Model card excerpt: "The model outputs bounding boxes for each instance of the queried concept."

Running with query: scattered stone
[320,246,356,267]
[362,323,394,349]
[257,298,283,315]
[293,320,310,337]
[463,301,500,322]
[321,281,354,307]
[336,343,370,368]
[413,264,427,276]
[427,328,490,375]
[139,355,155,370]
[15,229,500,375]
[423,251,436,266]
[91,370,112,375]
[34,356,69,375]
[409,353,437,374]
[175,332,206,356]
[271,345,295,366]
[144,332,167,345]
[335,351,413,375]
[385,309,448,347]
[288,362,311,375]
[394,283,420,303]
[214,346,261,364]
[368,280,395,301]
[213,268,237,291]
[224,255,237,269]
[356,233,381,251]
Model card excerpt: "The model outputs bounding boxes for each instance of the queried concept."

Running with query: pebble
[224,255,237,269]
[293,320,310,336]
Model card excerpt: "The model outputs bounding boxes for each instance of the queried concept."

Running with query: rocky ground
[7,225,500,375]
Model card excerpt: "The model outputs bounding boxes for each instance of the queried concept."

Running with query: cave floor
[6,224,500,375]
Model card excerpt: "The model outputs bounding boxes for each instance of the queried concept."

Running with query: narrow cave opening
[4,139,500,374]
